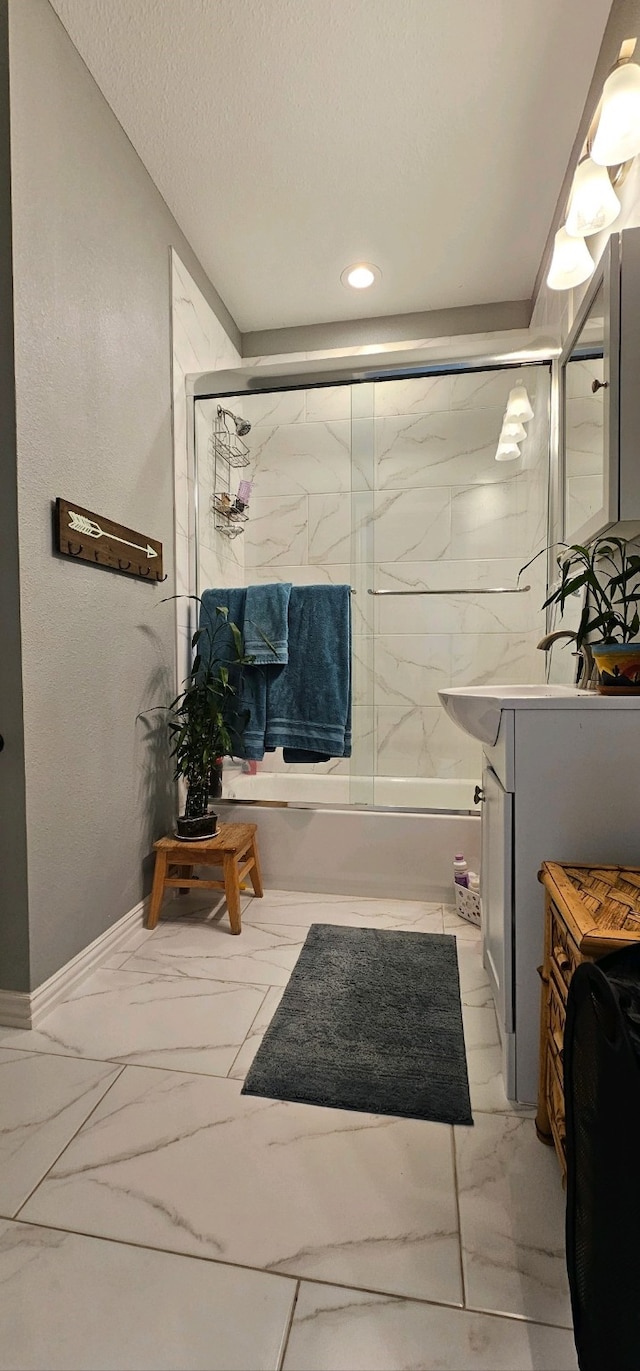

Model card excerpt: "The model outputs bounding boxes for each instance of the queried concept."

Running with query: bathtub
[217,772,481,903]
[222,770,477,811]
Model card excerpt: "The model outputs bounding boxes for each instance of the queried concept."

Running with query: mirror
[563,282,606,543]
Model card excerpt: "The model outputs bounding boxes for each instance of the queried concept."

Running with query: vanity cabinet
[561,225,640,545]
[480,763,513,1036]
[480,698,640,1105]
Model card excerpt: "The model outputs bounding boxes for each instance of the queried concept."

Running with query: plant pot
[175,812,218,841]
[209,760,224,799]
[592,642,640,694]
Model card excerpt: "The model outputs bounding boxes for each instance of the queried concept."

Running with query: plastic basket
[454,882,482,927]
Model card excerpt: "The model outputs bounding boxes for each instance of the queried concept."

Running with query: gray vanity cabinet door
[481,761,513,1035]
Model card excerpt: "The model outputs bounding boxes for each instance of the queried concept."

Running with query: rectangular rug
[242,924,473,1125]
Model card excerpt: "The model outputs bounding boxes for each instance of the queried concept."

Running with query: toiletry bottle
[453,854,469,888]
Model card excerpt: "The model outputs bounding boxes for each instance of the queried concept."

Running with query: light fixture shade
[500,417,527,441]
[506,385,534,422]
[495,442,521,462]
[546,228,595,291]
[565,158,621,237]
[592,61,640,166]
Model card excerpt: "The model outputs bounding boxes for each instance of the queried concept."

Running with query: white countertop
[438,683,640,747]
[440,685,640,711]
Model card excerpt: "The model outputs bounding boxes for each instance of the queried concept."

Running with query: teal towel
[244,583,292,664]
[200,585,352,763]
[199,588,266,760]
[266,585,351,760]
[199,587,247,665]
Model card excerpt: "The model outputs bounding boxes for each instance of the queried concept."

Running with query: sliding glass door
[193,362,551,811]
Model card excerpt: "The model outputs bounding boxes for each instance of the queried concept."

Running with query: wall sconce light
[506,385,534,422]
[547,227,595,291]
[565,156,621,237]
[495,441,521,462]
[591,57,640,166]
[496,384,533,461]
[547,38,639,291]
[500,417,527,442]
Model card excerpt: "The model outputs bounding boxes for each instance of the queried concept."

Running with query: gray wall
[6,0,237,989]
[0,0,30,992]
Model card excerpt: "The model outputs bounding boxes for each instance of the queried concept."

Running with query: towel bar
[367,585,530,596]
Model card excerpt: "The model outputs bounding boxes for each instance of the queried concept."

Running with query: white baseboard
[0,896,149,1029]
[0,992,32,1031]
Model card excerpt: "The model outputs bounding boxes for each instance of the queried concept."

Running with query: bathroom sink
[438,685,586,747]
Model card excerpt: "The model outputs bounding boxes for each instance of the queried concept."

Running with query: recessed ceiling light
[341,263,380,290]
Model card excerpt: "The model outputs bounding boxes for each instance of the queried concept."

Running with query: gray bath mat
[242,924,473,1125]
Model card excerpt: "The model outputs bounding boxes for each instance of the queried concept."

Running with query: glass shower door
[192,362,550,812]
[366,365,551,810]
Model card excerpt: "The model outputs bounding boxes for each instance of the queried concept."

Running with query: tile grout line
[2,1035,534,1112]
[277,1278,300,1371]
[10,1064,127,1221]
[225,983,272,1078]
[1,1050,268,1083]
[39,962,299,992]
[2,1213,575,1332]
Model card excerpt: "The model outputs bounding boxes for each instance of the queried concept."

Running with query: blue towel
[244,583,292,664]
[199,587,247,665]
[199,588,266,759]
[265,585,352,760]
[200,585,352,763]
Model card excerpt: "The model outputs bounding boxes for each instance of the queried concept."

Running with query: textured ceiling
[50,0,612,332]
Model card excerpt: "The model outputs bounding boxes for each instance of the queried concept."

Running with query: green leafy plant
[163,600,253,819]
[523,536,640,650]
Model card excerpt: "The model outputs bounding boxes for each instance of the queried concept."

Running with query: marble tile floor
[0,889,577,1370]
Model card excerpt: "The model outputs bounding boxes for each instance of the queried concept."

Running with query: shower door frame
[186,346,558,812]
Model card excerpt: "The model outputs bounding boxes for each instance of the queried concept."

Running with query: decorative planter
[175,812,218,841]
[592,642,640,694]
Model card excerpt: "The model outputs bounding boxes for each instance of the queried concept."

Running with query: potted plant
[167,603,252,838]
[541,536,640,694]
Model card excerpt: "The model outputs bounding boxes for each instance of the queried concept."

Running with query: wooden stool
[146,823,263,935]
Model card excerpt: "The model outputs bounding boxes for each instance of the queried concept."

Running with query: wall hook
[55,499,164,583]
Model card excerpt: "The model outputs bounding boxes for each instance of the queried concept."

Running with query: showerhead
[218,405,251,438]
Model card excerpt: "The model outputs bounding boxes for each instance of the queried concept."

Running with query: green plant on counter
[521,536,640,649]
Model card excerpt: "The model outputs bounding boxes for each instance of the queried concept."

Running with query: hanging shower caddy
[209,406,251,539]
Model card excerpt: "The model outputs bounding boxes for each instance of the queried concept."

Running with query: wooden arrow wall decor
[55,498,165,582]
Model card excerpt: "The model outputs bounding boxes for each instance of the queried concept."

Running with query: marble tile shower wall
[233,370,550,781]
